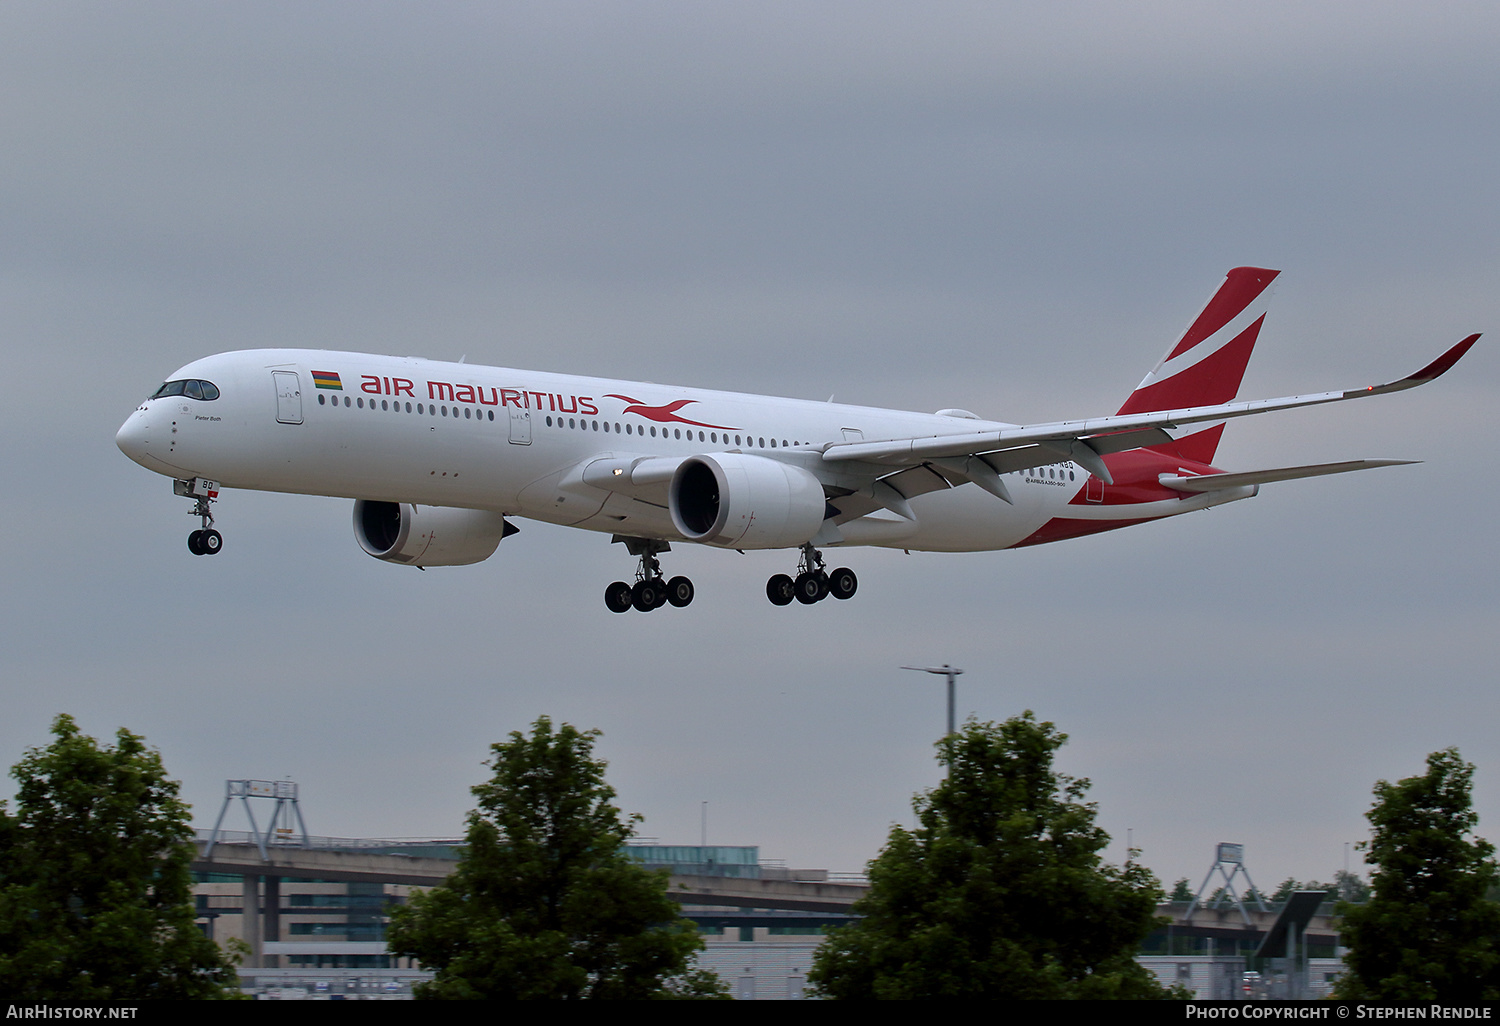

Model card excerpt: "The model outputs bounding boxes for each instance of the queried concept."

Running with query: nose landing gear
[176,478,223,556]
[606,538,694,613]
[188,528,222,555]
[767,544,856,606]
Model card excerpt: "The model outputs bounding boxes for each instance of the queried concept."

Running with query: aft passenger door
[273,371,303,425]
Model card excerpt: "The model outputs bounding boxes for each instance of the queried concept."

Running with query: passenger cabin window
[150,379,220,401]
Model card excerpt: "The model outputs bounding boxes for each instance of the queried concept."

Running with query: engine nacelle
[670,453,827,549]
[353,500,514,567]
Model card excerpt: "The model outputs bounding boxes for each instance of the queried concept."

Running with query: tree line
[2,712,1496,999]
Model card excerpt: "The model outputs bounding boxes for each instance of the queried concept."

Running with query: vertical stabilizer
[1118,266,1280,463]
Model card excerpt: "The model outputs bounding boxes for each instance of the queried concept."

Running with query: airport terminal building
[193,825,1343,1000]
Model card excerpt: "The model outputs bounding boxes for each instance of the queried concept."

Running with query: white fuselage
[114,265,1480,612]
[117,349,1233,555]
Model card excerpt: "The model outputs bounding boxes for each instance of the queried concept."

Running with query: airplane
[116,267,1478,613]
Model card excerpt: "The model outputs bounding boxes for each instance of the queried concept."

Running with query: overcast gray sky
[2,1,1497,892]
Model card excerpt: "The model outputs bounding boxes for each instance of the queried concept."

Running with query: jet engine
[353,500,515,567]
[669,453,828,549]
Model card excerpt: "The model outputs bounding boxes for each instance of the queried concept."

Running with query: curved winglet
[1361,334,1481,397]
[1409,333,1480,382]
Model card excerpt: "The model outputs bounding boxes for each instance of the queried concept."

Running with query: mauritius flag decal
[311,370,343,390]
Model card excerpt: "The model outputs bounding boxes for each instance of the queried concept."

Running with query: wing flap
[879,464,953,502]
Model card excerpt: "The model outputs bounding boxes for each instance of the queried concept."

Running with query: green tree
[0,715,240,999]
[1169,877,1194,902]
[387,716,726,999]
[809,713,1174,999]
[1334,869,1370,904]
[1269,877,1342,906]
[1335,748,1500,1000]
[1270,877,1300,903]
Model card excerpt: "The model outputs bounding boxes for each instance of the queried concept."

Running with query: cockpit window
[150,379,219,401]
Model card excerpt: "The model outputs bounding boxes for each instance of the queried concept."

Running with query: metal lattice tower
[203,779,310,860]
[1186,842,1267,926]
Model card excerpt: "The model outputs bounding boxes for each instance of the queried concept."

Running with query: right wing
[820,335,1480,487]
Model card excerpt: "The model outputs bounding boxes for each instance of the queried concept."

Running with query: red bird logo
[604,395,738,431]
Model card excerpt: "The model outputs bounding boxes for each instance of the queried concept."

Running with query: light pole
[901,664,964,737]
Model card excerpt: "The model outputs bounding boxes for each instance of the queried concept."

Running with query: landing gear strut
[606,538,694,613]
[767,544,856,606]
[177,478,223,556]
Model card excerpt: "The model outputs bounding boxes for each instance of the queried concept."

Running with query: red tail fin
[1119,267,1279,463]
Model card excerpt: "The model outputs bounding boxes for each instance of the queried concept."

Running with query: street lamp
[901,664,964,737]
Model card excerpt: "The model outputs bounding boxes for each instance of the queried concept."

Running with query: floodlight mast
[901,664,964,737]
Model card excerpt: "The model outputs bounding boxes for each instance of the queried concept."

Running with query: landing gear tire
[632,579,663,612]
[605,581,634,613]
[613,539,683,613]
[666,576,695,607]
[829,567,857,600]
[766,574,795,606]
[795,571,827,605]
[180,479,221,557]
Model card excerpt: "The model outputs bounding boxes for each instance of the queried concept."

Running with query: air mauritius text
[360,375,597,414]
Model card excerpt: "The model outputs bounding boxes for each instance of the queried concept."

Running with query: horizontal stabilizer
[1158,459,1416,493]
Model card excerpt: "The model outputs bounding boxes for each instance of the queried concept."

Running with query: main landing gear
[605,539,694,614]
[176,478,223,556]
[767,544,857,606]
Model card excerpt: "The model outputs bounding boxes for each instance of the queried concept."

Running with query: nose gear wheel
[179,479,223,556]
[188,529,223,556]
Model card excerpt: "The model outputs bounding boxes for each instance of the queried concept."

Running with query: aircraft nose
[116,408,152,466]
